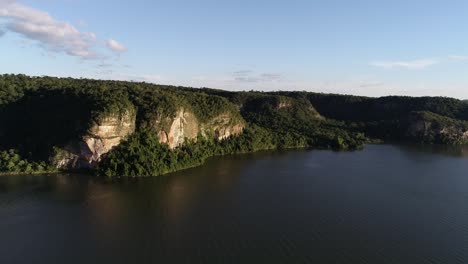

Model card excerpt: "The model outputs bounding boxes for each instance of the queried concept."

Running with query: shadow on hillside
[0,89,95,160]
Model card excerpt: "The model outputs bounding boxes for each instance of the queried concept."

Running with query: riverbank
[3,145,468,264]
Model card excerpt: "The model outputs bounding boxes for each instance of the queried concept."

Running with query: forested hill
[1,74,468,176]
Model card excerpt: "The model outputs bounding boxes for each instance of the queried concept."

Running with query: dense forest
[1,74,468,176]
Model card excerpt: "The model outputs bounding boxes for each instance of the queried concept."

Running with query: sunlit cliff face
[53,107,245,169]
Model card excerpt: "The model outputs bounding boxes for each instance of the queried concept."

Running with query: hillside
[1,74,468,176]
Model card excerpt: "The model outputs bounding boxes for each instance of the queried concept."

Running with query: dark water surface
[2,144,468,264]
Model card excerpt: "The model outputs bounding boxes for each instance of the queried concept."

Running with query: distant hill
[2,74,468,176]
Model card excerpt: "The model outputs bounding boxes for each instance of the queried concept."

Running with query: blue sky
[1,0,468,98]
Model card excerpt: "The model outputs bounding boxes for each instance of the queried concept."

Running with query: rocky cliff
[154,108,244,149]
[52,110,136,169]
[154,108,199,149]
[405,111,468,144]
[201,113,245,140]
[53,106,245,169]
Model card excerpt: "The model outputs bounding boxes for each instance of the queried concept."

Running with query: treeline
[1,74,468,176]
[265,91,468,142]
[0,149,54,174]
[0,74,242,161]
[98,126,275,177]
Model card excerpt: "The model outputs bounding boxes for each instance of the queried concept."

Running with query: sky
[1,0,468,98]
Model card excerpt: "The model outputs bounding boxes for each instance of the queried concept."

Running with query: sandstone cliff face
[201,113,244,140]
[53,106,244,169]
[52,110,136,169]
[153,108,244,149]
[405,112,468,144]
[277,101,293,109]
[155,109,199,149]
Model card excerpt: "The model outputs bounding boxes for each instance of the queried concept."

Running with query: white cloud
[448,55,468,61]
[232,70,282,83]
[187,75,395,96]
[370,58,439,70]
[106,39,127,53]
[359,81,385,88]
[134,74,163,83]
[0,0,127,60]
[102,73,163,83]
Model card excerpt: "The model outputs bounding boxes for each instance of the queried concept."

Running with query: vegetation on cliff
[0,149,54,174]
[1,74,468,176]
[405,111,468,145]
[97,126,275,177]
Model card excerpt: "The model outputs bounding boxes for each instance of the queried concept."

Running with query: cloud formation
[106,39,127,53]
[232,70,282,83]
[370,59,439,70]
[0,0,127,59]
[448,55,468,61]
[359,81,385,88]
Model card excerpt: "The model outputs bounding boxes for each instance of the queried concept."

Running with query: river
[2,144,468,263]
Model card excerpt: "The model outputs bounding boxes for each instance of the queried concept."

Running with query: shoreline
[0,144,372,178]
[0,171,60,177]
[3,141,466,178]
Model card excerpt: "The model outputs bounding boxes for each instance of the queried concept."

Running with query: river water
[2,144,468,263]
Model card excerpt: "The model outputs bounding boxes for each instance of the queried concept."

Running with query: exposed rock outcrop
[52,110,136,169]
[277,101,292,109]
[201,113,244,140]
[153,108,244,149]
[405,111,468,144]
[155,109,199,149]
[52,104,245,169]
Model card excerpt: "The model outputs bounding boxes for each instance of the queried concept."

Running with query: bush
[0,149,53,174]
